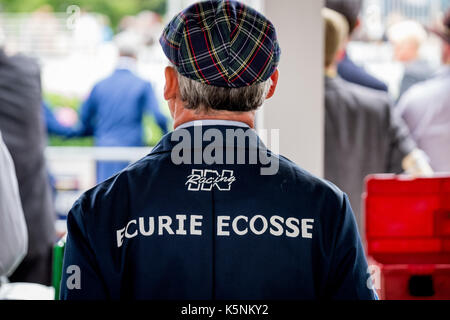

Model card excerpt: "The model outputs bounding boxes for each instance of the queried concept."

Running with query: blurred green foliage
[44,92,168,147]
[143,114,163,146]
[144,99,172,145]
[0,0,167,30]
[45,92,80,111]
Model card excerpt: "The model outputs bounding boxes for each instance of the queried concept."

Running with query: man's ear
[266,69,279,99]
[164,66,179,101]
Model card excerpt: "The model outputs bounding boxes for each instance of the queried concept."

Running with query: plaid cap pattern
[160,0,281,88]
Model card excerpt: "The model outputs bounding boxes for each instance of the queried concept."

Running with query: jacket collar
[175,119,250,130]
[150,123,265,155]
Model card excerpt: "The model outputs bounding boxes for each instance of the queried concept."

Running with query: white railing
[0,12,73,56]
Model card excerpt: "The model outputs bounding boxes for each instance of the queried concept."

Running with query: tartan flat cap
[159,0,281,88]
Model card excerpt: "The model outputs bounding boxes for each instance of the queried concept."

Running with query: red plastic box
[368,259,450,300]
[364,174,450,264]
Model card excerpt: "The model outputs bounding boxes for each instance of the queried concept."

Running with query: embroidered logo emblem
[186,169,236,191]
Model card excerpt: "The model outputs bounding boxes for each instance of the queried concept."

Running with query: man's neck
[116,56,137,72]
[173,106,255,129]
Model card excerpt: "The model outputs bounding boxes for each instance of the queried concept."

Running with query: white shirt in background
[0,131,28,278]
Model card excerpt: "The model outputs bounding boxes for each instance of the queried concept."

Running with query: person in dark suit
[323,8,432,230]
[61,0,376,300]
[0,49,56,286]
[325,0,389,92]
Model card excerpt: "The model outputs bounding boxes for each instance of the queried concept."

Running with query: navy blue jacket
[338,53,388,92]
[60,123,376,300]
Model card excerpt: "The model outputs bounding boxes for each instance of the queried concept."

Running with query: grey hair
[175,69,273,112]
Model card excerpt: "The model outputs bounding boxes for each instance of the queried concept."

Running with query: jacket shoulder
[72,151,170,215]
[345,80,391,106]
[329,78,392,119]
[276,154,346,208]
[401,75,447,105]
[97,70,149,90]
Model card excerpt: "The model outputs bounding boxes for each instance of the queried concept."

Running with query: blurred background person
[0,41,56,286]
[0,131,28,280]
[326,0,389,92]
[396,10,450,173]
[387,20,436,99]
[323,7,432,229]
[59,31,169,183]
